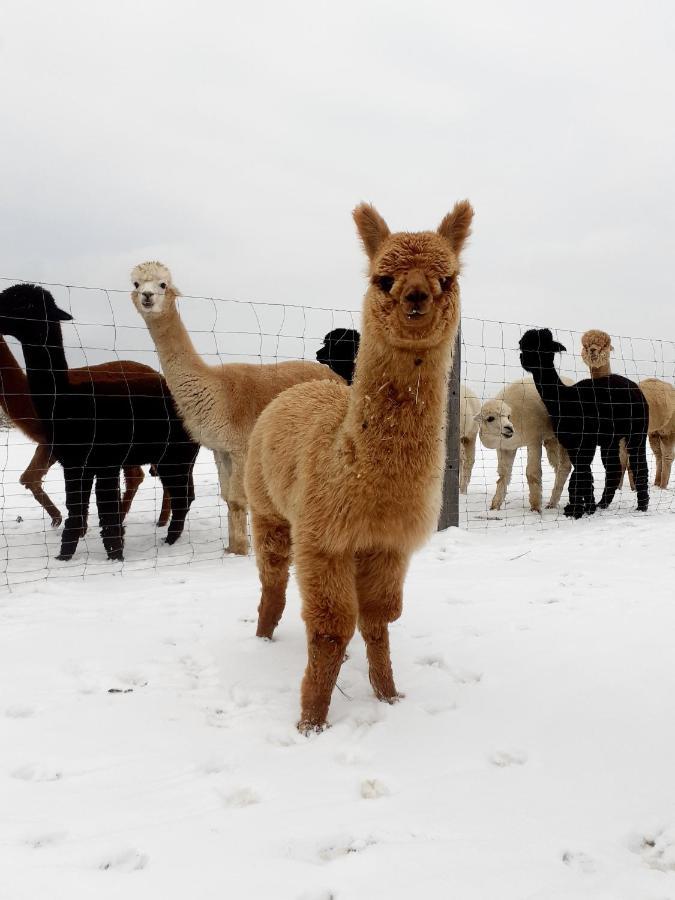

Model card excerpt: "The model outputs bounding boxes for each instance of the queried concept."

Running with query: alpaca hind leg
[649,433,663,487]
[158,461,195,544]
[460,437,476,493]
[252,513,292,639]
[19,444,62,527]
[119,465,144,522]
[95,468,124,560]
[58,468,95,560]
[296,544,357,733]
[618,438,633,490]
[225,454,249,555]
[598,446,622,509]
[148,464,171,526]
[356,549,409,702]
[490,448,516,510]
[564,449,595,518]
[545,441,571,508]
[658,434,673,489]
[627,440,649,511]
[525,442,543,512]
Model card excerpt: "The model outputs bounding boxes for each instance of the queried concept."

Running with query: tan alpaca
[580,330,674,489]
[131,262,342,554]
[245,201,474,732]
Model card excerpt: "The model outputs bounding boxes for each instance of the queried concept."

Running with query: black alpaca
[519,328,649,518]
[0,284,199,561]
[316,328,360,385]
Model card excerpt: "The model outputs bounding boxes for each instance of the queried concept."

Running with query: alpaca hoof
[107,550,124,562]
[530,506,542,514]
[376,691,405,704]
[156,515,170,528]
[56,552,73,561]
[297,718,328,736]
[563,504,583,520]
[226,543,248,556]
[50,516,62,528]
[545,502,557,509]
[164,532,181,545]
[637,503,649,512]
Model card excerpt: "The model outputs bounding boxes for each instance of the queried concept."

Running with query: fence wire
[0,275,673,588]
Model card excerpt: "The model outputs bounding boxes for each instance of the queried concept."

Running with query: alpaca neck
[0,336,43,441]
[142,303,212,411]
[344,325,455,483]
[589,361,611,378]
[15,325,70,432]
[528,364,569,418]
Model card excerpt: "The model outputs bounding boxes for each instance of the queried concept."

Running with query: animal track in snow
[318,835,377,862]
[632,828,675,872]
[360,778,390,799]
[415,655,482,684]
[561,850,596,873]
[11,763,63,782]
[98,848,149,872]
[219,787,260,808]
[489,749,528,768]
[25,829,67,849]
[4,704,35,718]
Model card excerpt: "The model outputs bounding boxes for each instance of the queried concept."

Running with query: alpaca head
[316,328,361,384]
[580,329,613,371]
[353,201,473,350]
[519,328,567,374]
[130,261,179,318]
[474,398,516,449]
[0,283,72,344]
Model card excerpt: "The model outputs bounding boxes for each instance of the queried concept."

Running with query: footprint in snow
[415,655,482,683]
[98,848,149,872]
[562,850,596,874]
[11,763,63,782]
[360,778,390,799]
[489,749,528,768]
[25,830,67,849]
[219,787,260,808]
[631,828,675,872]
[5,704,35,719]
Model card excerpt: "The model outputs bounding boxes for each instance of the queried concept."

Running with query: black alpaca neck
[528,362,568,419]
[18,322,70,436]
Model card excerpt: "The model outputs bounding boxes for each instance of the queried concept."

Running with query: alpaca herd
[0,202,673,730]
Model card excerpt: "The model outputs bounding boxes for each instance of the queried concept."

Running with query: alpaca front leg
[649,433,663,487]
[564,448,595,518]
[157,461,195,544]
[545,441,571,508]
[356,549,409,702]
[251,513,292,639]
[490,448,516,510]
[58,468,94,560]
[296,545,357,733]
[95,468,124,560]
[627,440,650,510]
[19,444,62,527]
[460,437,476,494]
[658,434,673,489]
[598,445,622,509]
[525,442,543,512]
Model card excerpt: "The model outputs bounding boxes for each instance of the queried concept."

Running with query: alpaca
[519,329,649,517]
[459,384,480,493]
[475,377,572,511]
[245,200,474,732]
[130,262,343,555]
[580,331,674,491]
[0,284,199,560]
[0,335,171,527]
[316,328,361,384]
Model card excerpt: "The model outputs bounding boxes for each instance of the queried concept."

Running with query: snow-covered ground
[1,430,674,899]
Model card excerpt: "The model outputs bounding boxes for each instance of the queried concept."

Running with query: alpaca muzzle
[141,292,154,309]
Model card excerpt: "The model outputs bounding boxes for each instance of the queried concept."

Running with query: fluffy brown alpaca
[245,200,473,732]
[0,335,170,526]
[580,329,613,377]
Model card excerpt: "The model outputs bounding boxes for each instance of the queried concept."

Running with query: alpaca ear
[55,307,73,322]
[552,341,566,353]
[437,200,474,257]
[473,412,483,423]
[353,204,391,259]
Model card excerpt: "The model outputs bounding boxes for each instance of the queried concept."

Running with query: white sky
[1,0,674,352]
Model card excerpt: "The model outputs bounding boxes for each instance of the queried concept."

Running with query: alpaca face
[130,262,176,318]
[0,284,72,343]
[580,330,613,370]
[519,329,567,374]
[475,399,516,448]
[315,328,360,384]
[353,201,473,350]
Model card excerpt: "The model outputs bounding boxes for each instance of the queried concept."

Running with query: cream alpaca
[131,262,341,554]
[245,201,474,731]
[459,384,481,493]
[476,377,572,511]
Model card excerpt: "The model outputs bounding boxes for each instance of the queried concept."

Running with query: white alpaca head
[131,261,178,317]
[475,398,516,449]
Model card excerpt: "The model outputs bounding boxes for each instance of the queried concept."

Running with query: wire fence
[0,275,673,588]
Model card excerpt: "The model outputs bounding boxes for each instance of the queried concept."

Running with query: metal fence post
[438,326,461,530]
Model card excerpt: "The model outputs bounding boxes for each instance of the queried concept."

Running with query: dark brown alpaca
[0,335,171,527]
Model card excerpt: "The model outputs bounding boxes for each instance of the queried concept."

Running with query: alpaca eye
[376,275,394,294]
[159,282,166,290]
[439,276,453,292]
[133,282,139,289]
[486,416,495,423]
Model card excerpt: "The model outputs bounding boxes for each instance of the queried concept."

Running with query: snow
[1,430,675,899]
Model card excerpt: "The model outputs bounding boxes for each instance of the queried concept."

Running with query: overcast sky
[1,0,674,356]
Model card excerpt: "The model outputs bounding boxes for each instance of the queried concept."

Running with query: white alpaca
[475,377,572,511]
[459,384,480,493]
[131,262,342,554]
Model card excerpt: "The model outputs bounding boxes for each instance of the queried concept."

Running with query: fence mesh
[0,276,673,588]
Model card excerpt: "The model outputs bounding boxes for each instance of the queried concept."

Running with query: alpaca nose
[404,289,431,317]
[142,291,153,301]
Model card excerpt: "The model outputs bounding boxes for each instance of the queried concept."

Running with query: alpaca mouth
[141,299,154,309]
[502,429,514,438]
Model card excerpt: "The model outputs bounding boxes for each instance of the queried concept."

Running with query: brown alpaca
[580,330,675,489]
[245,201,473,732]
[0,336,170,527]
